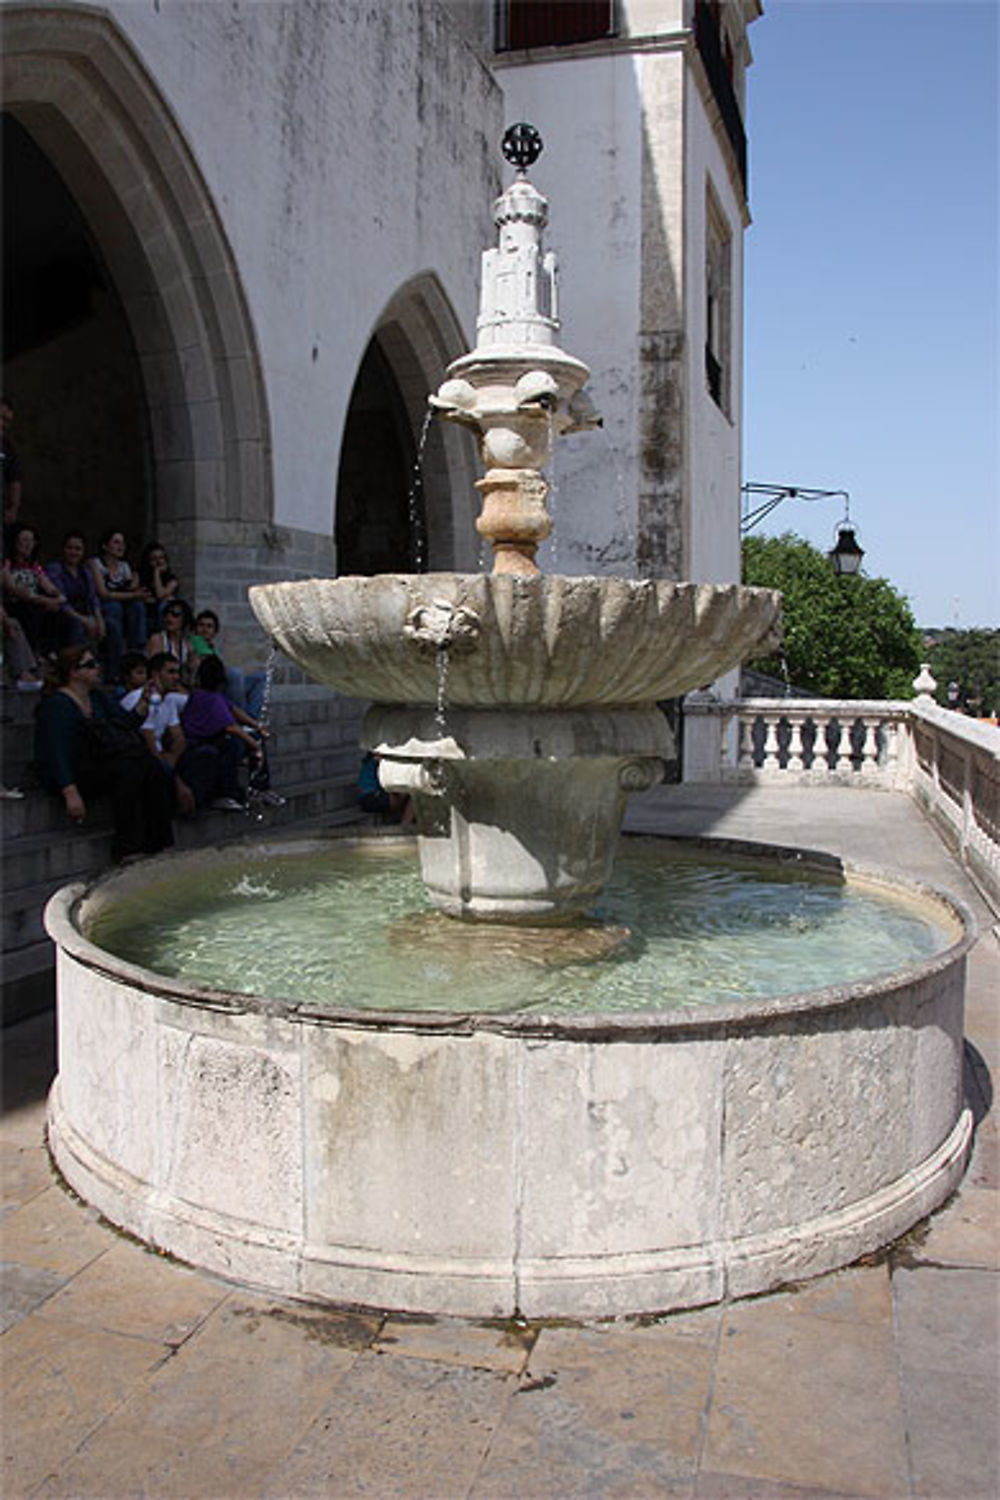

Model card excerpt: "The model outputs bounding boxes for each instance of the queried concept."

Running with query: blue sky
[743,0,998,627]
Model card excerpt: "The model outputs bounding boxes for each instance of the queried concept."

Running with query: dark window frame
[496,1,616,52]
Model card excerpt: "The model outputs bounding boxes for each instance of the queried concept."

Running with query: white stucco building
[1,0,759,666]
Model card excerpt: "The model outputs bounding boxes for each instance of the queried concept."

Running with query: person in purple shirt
[45,532,105,648]
[179,654,283,811]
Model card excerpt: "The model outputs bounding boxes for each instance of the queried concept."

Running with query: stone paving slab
[0,1185,111,1280]
[2,1312,173,1495]
[31,1293,368,1500]
[702,1292,909,1497]
[893,1266,1000,1499]
[0,1140,53,1212]
[263,1352,512,1499]
[1,788,997,1500]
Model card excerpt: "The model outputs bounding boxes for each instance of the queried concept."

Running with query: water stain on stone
[232,1302,382,1348]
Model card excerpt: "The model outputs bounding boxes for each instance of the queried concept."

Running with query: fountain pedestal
[369,705,669,920]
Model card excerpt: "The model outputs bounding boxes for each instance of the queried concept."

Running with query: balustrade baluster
[763,714,780,773]
[815,713,834,772]
[836,719,854,775]
[787,714,805,773]
[861,718,880,776]
[738,714,755,775]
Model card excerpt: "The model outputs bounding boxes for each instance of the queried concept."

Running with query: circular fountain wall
[45,834,974,1319]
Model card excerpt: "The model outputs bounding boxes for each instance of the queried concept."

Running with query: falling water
[407,407,434,572]
[435,644,450,734]
[257,643,280,729]
[245,643,281,822]
[544,408,558,571]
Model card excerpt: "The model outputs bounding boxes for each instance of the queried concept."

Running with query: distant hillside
[919,628,999,717]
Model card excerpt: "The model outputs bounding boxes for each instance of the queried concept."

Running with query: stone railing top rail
[690,694,1000,759]
[698,697,912,716]
[909,699,1000,757]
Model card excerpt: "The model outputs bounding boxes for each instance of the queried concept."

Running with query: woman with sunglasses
[148,598,196,683]
[34,644,174,862]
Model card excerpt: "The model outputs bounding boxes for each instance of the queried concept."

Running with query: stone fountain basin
[248,575,782,707]
[45,835,973,1320]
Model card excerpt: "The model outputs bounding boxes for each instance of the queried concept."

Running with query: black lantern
[829,522,864,576]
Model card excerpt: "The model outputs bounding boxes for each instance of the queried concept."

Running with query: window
[497,1,615,51]
[694,1,747,191]
[705,185,732,416]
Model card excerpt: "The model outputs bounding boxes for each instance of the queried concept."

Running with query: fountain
[44,129,973,1319]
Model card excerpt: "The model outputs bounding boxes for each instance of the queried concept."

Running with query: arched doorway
[336,337,424,577]
[336,274,480,577]
[2,112,149,555]
[1,7,271,606]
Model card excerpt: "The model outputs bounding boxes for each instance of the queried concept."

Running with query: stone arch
[349,273,480,573]
[1,6,271,590]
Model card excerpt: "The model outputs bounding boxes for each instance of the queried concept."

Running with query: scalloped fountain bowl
[248,574,782,707]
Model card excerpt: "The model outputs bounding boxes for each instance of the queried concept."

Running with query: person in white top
[121,652,194,813]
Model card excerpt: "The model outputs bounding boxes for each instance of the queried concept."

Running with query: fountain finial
[502,122,543,174]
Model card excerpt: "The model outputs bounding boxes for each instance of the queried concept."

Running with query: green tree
[924,629,1000,717]
[742,532,922,699]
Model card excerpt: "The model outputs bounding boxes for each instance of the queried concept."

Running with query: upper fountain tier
[249,573,781,709]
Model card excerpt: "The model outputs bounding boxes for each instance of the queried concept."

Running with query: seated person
[1,603,41,687]
[189,607,267,716]
[120,651,194,813]
[147,598,196,682]
[33,644,173,863]
[46,532,105,649]
[3,524,68,657]
[358,750,413,824]
[179,654,284,810]
[88,529,150,678]
[112,651,149,702]
[138,540,180,635]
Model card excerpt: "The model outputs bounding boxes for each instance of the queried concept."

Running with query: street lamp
[828,498,864,576]
[741,483,864,575]
[828,523,864,576]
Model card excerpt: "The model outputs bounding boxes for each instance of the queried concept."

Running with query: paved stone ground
[2,787,997,1499]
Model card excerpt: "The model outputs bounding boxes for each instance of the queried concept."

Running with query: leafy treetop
[742,532,921,700]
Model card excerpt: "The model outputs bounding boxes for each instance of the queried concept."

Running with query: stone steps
[2,683,370,1023]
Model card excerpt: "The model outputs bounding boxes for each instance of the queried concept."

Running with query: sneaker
[210,796,245,812]
[0,785,24,800]
[255,790,286,807]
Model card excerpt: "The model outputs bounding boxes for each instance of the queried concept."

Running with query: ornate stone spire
[430,125,600,574]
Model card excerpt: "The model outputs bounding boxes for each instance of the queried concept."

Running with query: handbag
[79,712,148,766]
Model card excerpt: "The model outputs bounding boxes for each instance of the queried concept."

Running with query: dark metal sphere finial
[502,122,543,173]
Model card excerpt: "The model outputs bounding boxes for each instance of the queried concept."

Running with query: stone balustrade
[907,701,1000,906]
[683,692,1000,905]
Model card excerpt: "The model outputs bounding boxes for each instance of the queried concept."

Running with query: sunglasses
[78,658,98,668]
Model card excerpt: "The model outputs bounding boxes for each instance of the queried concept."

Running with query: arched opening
[1,7,271,608]
[335,337,424,577]
[335,274,480,576]
[2,112,150,553]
